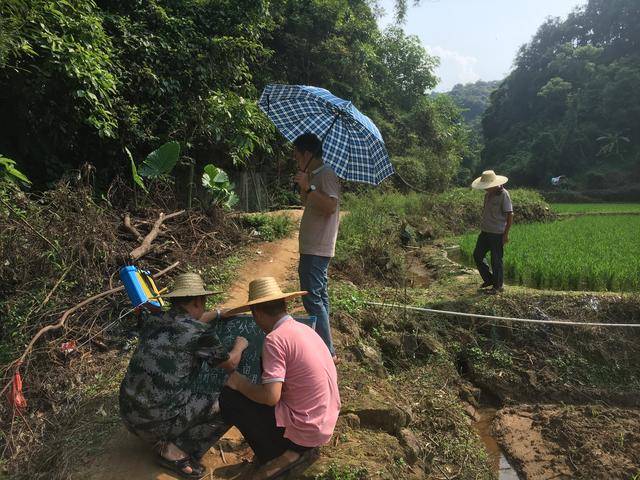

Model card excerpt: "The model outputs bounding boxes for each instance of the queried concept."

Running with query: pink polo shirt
[261,315,341,447]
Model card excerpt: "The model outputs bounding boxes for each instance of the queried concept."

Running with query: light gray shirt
[299,165,341,257]
[480,188,513,234]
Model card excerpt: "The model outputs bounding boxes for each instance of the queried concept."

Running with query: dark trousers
[473,231,504,289]
[219,387,310,464]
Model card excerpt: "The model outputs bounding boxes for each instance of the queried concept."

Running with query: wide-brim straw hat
[162,272,220,298]
[471,170,508,190]
[224,277,307,316]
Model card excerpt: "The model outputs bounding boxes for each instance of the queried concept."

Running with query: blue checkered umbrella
[259,84,394,185]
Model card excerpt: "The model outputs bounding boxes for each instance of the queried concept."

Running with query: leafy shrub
[335,192,426,282]
[428,187,551,235]
[128,141,181,193]
[202,165,239,209]
[0,154,31,186]
[393,146,461,192]
[241,213,293,242]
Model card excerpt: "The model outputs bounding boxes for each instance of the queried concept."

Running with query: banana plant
[127,141,181,192]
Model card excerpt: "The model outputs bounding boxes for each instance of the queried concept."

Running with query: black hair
[293,132,322,159]
[253,299,287,317]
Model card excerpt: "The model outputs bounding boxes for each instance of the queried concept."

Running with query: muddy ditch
[448,292,640,479]
[348,244,640,479]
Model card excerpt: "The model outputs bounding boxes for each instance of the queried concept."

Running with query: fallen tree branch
[1,261,180,398]
[122,213,144,242]
[129,210,185,260]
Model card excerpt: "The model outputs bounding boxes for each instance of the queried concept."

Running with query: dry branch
[2,261,180,398]
[122,213,143,242]
[129,210,185,260]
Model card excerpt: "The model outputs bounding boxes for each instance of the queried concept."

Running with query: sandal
[254,448,320,480]
[156,453,205,479]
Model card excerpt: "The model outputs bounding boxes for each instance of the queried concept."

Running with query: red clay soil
[494,404,640,480]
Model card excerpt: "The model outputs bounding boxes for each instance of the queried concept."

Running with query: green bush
[241,213,293,242]
[428,187,551,235]
[335,192,426,281]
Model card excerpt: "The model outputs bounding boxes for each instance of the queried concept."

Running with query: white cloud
[426,45,481,91]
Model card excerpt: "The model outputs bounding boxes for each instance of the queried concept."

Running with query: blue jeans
[298,254,334,356]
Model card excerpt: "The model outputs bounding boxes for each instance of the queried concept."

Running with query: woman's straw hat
[224,277,307,316]
[471,170,508,190]
[162,272,220,298]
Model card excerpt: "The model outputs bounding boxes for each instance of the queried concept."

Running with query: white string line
[365,302,640,328]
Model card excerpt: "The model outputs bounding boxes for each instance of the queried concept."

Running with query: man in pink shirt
[220,277,340,480]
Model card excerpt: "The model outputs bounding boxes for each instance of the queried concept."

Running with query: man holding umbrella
[292,132,341,361]
[258,84,395,358]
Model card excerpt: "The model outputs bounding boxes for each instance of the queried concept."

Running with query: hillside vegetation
[482,0,640,191]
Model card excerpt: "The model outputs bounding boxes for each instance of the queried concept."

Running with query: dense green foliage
[0,0,467,195]
[446,80,501,129]
[552,203,640,213]
[482,0,640,190]
[438,80,500,185]
[459,215,640,291]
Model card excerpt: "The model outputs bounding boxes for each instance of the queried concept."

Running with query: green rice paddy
[552,203,640,214]
[459,215,640,292]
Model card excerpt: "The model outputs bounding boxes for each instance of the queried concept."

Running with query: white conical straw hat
[224,277,307,316]
[471,170,508,189]
[162,272,220,298]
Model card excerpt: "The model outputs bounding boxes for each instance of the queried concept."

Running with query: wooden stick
[1,262,180,398]
[123,213,144,242]
[129,210,185,260]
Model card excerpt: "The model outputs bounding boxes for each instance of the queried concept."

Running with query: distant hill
[445,80,501,129]
[482,0,640,190]
[435,80,501,185]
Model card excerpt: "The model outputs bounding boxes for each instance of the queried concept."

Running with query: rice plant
[459,215,640,292]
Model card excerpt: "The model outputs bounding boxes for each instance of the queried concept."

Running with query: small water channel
[473,407,521,480]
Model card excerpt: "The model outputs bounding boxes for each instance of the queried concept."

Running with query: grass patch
[335,188,550,284]
[314,464,369,480]
[459,215,640,291]
[552,203,640,214]
[335,192,425,282]
[241,213,294,241]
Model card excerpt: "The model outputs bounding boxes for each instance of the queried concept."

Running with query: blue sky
[378,0,588,91]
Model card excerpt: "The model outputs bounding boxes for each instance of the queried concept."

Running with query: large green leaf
[201,164,237,209]
[0,155,31,185]
[126,147,147,192]
[202,164,228,187]
[139,141,180,178]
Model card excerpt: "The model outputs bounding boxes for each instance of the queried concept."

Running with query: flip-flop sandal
[266,448,320,480]
[156,454,205,479]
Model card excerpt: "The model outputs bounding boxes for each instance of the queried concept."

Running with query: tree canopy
[0,0,466,194]
[481,0,640,189]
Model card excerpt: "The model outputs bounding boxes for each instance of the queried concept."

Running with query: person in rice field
[471,170,514,294]
[119,272,248,479]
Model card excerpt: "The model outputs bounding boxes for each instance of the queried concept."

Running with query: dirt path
[81,210,304,480]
